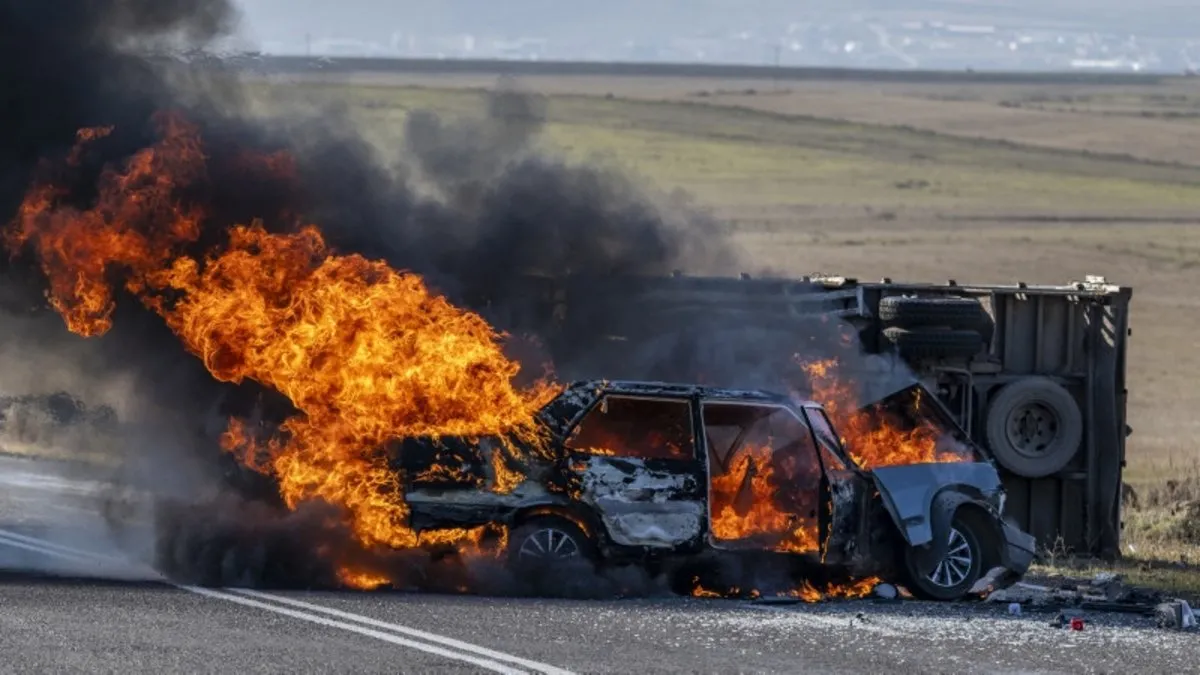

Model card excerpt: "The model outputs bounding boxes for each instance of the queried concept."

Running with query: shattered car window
[702,403,822,553]
[565,396,695,460]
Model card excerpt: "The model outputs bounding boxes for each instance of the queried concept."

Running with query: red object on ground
[1070,618,1085,631]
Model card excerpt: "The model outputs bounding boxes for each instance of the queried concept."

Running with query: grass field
[243,68,1200,578]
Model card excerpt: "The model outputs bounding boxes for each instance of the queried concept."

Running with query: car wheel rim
[927,527,973,588]
[1006,402,1061,458]
[517,527,581,562]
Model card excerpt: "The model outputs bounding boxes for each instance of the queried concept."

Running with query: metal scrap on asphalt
[984,573,1198,631]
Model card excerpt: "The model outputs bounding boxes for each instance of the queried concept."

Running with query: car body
[391,380,1037,600]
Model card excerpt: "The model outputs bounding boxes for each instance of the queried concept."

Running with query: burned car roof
[537,379,807,437]
[566,379,800,405]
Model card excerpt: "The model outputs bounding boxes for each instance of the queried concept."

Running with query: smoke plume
[0,1,863,592]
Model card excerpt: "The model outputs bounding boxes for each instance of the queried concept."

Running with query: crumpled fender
[909,489,976,577]
[871,462,1001,544]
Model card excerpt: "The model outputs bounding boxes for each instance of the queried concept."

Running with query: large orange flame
[801,358,970,468]
[709,443,818,554]
[6,112,556,584]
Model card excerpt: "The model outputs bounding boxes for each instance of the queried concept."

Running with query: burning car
[3,110,1034,599]
[393,380,1036,601]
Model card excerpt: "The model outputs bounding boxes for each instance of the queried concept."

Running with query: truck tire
[879,296,989,328]
[984,378,1083,478]
[883,327,983,360]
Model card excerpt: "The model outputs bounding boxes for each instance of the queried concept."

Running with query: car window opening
[702,403,821,555]
[565,396,694,460]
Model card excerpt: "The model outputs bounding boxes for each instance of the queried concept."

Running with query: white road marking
[184,586,530,674]
[0,527,577,675]
[234,588,577,675]
[0,532,92,560]
[0,528,128,565]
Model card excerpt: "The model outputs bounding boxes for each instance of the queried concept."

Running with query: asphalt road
[1,454,1197,674]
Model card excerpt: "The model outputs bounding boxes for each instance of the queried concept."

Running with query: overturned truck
[480,273,1131,559]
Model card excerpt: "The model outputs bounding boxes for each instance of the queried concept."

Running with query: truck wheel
[883,327,983,360]
[903,512,992,601]
[880,295,992,332]
[984,378,1083,478]
[508,516,595,578]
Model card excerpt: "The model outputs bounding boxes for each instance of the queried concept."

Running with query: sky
[229,1,1196,71]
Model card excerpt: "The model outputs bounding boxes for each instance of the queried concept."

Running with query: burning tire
[902,511,994,601]
[507,516,595,580]
[984,377,1083,478]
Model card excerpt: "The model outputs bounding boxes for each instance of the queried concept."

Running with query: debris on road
[987,573,1157,610]
[987,572,1199,631]
[969,565,1019,596]
[873,583,898,600]
[1155,600,1197,631]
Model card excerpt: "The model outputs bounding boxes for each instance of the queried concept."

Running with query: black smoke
[0,1,852,591]
[1,1,754,393]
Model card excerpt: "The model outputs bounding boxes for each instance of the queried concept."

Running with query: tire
[903,512,992,601]
[984,377,1083,478]
[882,327,983,360]
[879,296,991,330]
[880,296,995,344]
[507,516,596,579]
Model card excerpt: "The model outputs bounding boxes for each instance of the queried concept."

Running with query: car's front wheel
[903,512,994,601]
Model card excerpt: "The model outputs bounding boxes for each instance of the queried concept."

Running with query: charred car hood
[869,462,1003,547]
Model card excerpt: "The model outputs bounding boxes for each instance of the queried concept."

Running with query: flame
[801,359,970,468]
[6,113,206,337]
[690,577,723,598]
[338,567,392,591]
[709,443,818,554]
[6,112,557,583]
[690,576,882,602]
[783,576,881,602]
[413,462,483,488]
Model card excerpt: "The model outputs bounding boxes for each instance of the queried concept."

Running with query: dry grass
[265,71,1200,166]
[1036,465,1200,600]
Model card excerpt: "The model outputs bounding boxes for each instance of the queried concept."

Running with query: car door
[700,400,826,557]
[563,394,707,549]
[801,404,873,566]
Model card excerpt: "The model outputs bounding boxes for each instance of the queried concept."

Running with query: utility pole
[305,32,312,58]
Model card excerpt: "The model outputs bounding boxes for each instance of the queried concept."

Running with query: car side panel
[578,455,706,547]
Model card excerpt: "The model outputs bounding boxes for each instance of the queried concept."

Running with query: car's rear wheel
[508,516,595,578]
[903,512,994,601]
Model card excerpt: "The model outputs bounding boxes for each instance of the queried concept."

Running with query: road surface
[1,453,1196,674]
